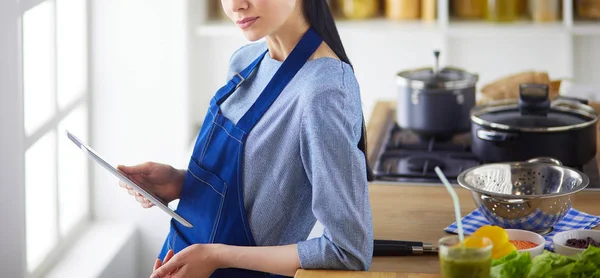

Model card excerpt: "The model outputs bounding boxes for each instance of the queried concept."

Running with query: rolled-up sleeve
[297,85,374,271]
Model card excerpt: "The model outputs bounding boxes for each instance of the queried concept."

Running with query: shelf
[446,20,567,37]
[196,19,574,39]
[196,18,441,38]
[572,21,600,36]
[335,18,440,33]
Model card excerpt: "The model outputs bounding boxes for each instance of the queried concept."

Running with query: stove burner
[388,126,471,152]
[417,134,453,144]
[373,123,600,188]
[406,156,446,173]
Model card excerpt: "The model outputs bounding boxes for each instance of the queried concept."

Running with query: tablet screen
[65,130,193,228]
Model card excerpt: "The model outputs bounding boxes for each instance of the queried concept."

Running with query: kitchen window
[21,0,91,276]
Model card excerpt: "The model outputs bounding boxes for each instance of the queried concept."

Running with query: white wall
[192,25,600,125]
[46,222,138,278]
[0,1,27,277]
[91,0,188,277]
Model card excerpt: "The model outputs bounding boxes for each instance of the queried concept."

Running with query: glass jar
[325,0,341,18]
[452,0,486,19]
[422,0,437,21]
[439,236,493,278]
[338,0,379,19]
[485,0,518,22]
[529,0,560,22]
[576,0,600,19]
[385,0,420,20]
[516,0,528,16]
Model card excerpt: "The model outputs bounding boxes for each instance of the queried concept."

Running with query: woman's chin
[239,29,266,42]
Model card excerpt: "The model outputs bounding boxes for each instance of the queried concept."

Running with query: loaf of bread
[480,71,559,102]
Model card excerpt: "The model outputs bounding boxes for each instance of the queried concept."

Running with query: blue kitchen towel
[444,208,600,251]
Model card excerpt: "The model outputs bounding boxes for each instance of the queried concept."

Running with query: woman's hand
[117,162,185,208]
[153,250,174,274]
[149,245,224,278]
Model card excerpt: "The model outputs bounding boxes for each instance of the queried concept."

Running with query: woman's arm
[149,244,301,278]
[218,244,301,276]
[295,83,374,270]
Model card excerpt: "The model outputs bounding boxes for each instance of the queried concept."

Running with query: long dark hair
[303,0,374,181]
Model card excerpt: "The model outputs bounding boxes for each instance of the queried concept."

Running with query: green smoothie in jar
[439,236,493,278]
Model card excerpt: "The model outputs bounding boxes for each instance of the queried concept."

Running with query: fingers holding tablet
[65,130,193,227]
[117,176,155,208]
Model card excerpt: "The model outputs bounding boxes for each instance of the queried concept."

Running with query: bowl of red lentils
[506,229,546,258]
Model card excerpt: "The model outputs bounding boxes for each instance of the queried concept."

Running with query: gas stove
[372,122,600,190]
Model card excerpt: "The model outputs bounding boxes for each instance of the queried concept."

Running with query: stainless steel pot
[471,83,598,167]
[396,51,478,138]
[457,157,590,234]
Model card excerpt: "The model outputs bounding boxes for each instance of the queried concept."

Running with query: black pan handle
[374,239,423,247]
[519,83,551,116]
[373,243,412,256]
[476,129,518,142]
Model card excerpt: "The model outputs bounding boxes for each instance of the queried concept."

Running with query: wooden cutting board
[294,270,441,278]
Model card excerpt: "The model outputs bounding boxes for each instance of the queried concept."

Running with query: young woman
[118,0,373,277]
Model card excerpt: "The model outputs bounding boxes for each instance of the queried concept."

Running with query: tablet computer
[65,130,193,228]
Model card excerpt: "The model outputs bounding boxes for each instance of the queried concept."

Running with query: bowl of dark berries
[553,230,600,256]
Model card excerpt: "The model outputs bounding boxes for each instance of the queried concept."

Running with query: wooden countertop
[295,101,600,278]
[296,185,600,278]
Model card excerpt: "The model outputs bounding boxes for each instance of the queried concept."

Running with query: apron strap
[214,50,268,105]
[237,28,322,133]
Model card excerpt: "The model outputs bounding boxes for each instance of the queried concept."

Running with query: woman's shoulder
[228,41,268,71]
[300,59,360,103]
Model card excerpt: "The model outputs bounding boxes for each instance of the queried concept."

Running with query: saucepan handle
[373,243,412,256]
[519,83,551,116]
[476,129,518,142]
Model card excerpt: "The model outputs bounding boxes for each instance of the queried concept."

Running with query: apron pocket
[160,219,192,257]
[187,158,227,196]
[178,158,227,243]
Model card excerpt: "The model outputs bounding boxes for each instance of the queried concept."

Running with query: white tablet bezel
[65,130,193,228]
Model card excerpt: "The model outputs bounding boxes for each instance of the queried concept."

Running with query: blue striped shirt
[219,41,373,271]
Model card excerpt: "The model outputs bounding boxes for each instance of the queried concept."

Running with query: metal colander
[457,157,590,234]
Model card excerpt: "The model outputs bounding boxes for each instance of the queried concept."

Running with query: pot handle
[526,157,563,166]
[481,194,526,204]
[519,83,551,116]
[476,129,518,142]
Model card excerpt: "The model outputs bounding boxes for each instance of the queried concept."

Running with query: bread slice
[481,71,553,101]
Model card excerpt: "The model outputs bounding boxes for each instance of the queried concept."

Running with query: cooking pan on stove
[396,50,479,139]
[470,83,598,167]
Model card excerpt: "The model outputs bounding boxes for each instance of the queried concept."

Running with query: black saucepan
[470,83,598,167]
[396,51,479,138]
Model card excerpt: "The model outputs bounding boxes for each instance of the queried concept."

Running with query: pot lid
[477,107,590,128]
[472,84,598,132]
[397,67,478,88]
[396,50,478,90]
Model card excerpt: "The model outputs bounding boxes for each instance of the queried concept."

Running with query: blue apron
[158,28,323,277]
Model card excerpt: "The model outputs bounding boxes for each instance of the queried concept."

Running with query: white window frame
[0,0,26,277]
[0,0,94,277]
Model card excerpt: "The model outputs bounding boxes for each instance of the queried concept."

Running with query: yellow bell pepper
[471,225,517,259]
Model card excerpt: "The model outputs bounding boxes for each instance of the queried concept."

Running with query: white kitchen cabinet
[187,0,600,136]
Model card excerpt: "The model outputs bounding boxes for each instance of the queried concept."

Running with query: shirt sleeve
[297,85,374,271]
